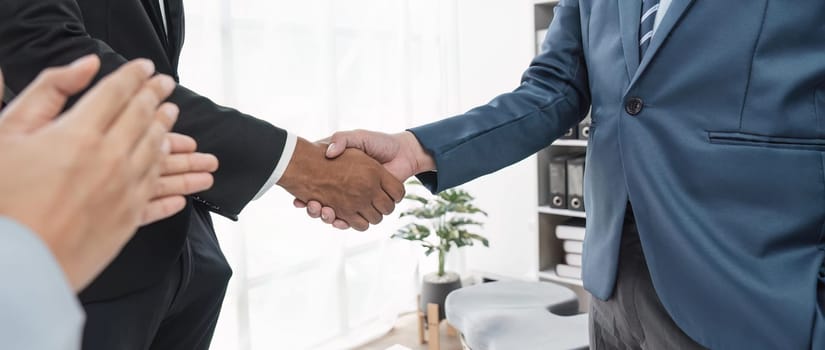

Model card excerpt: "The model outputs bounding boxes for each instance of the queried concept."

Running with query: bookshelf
[552,139,588,147]
[538,206,586,219]
[533,0,591,312]
[537,269,584,287]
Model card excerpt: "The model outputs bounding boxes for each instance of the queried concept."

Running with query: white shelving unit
[537,269,584,287]
[552,139,588,147]
[538,206,587,218]
[533,0,592,312]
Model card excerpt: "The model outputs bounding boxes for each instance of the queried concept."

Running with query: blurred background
[177,0,540,348]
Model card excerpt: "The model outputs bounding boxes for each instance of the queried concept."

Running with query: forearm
[409,85,588,193]
[169,86,288,218]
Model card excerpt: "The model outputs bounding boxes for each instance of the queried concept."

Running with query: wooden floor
[356,313,462,350]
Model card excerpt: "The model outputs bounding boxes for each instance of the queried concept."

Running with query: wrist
[276,137,324,191]
[398,131,435,174]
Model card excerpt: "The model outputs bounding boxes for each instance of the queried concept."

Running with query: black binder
[549,155,570,209]
[567,156,586,211]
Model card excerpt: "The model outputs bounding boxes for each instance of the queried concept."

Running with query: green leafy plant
[393,180,489,277]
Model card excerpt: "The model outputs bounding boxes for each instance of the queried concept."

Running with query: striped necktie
[639,0,660,56]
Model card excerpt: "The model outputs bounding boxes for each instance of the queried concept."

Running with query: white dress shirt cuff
[0,217,84,350]
[253,131,298,200]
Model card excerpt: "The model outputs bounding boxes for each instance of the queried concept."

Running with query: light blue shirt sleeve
[0,217,84,350]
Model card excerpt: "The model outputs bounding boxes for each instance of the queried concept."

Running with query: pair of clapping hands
[0,56,218,291]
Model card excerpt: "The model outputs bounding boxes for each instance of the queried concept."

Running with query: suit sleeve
[0,217,85,350]
[0,0,287,219]
[409,0,590,193]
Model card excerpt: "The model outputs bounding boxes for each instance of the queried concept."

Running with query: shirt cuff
[253,131,298,200]
[0,217,84,349]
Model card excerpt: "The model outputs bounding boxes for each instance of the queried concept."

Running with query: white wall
[448,0,540,281]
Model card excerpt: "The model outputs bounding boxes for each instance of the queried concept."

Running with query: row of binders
[555,219,585,280]
[549,153,586,211]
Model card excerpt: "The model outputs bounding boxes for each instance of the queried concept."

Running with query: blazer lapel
[629,0,696,87]
[141,0,169,49]
[618,0,642,80]
[165,0,185,72]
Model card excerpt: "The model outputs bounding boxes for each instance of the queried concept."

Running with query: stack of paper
[555,220,585,279]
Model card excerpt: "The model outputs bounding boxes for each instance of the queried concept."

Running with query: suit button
[625,97,644,116]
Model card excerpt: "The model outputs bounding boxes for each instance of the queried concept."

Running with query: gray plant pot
[420,271,462,321]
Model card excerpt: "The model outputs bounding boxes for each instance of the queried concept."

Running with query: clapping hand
[0,56,218,290]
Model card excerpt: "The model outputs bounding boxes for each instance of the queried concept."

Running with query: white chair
[445,281,590,350]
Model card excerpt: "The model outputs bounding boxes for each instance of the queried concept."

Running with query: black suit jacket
[0,0,288,301]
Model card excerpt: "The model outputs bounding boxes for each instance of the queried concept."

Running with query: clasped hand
[277,136,409,231]
[289,130,436,230]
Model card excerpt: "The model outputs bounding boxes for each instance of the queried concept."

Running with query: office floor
[357,313,462,350]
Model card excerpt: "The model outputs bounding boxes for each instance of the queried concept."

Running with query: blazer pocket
[708,131,825,151]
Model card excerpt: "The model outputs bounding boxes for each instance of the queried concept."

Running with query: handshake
[278,130,437,231]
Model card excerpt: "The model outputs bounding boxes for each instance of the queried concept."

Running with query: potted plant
[394,180,489,321]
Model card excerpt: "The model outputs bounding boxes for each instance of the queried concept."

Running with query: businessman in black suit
[0,1,405,349]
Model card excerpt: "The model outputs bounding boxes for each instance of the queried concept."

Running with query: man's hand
[277,137,406,231]
[0,56,216,291]
[293,130,435,229]
[144,132,218,224]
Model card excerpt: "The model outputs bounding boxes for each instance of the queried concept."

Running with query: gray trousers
[589,205,707,350]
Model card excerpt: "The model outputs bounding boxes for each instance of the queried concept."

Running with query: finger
[359,207,383,226]
[130,121,169,179]
[381,172,406,203]
[332,219,351,230]
[161,152,219,176]
[348,215,370,232]
[141,196,187,226]
[320,207,336,224]
[0,55,100,133]
[153,172,215,198]
[373,195,395,216]
[153,102,179,131]
[168,133,197,154]
[306,201,322,219]
[63,58,156,133]
[108,78,176,152]
[293,199,307,208]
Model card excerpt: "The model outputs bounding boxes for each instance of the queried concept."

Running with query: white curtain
[177,1,461,349]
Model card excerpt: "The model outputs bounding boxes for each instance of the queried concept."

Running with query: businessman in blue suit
[299,0,825,348]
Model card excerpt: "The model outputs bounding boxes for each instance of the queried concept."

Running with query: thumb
[0,55,100,134]
[326,130,402,164]
[325,131,363,159]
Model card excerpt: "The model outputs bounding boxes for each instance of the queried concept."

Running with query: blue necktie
[639,0,660,56]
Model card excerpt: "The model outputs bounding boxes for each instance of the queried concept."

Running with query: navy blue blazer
[410,0,825,348]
